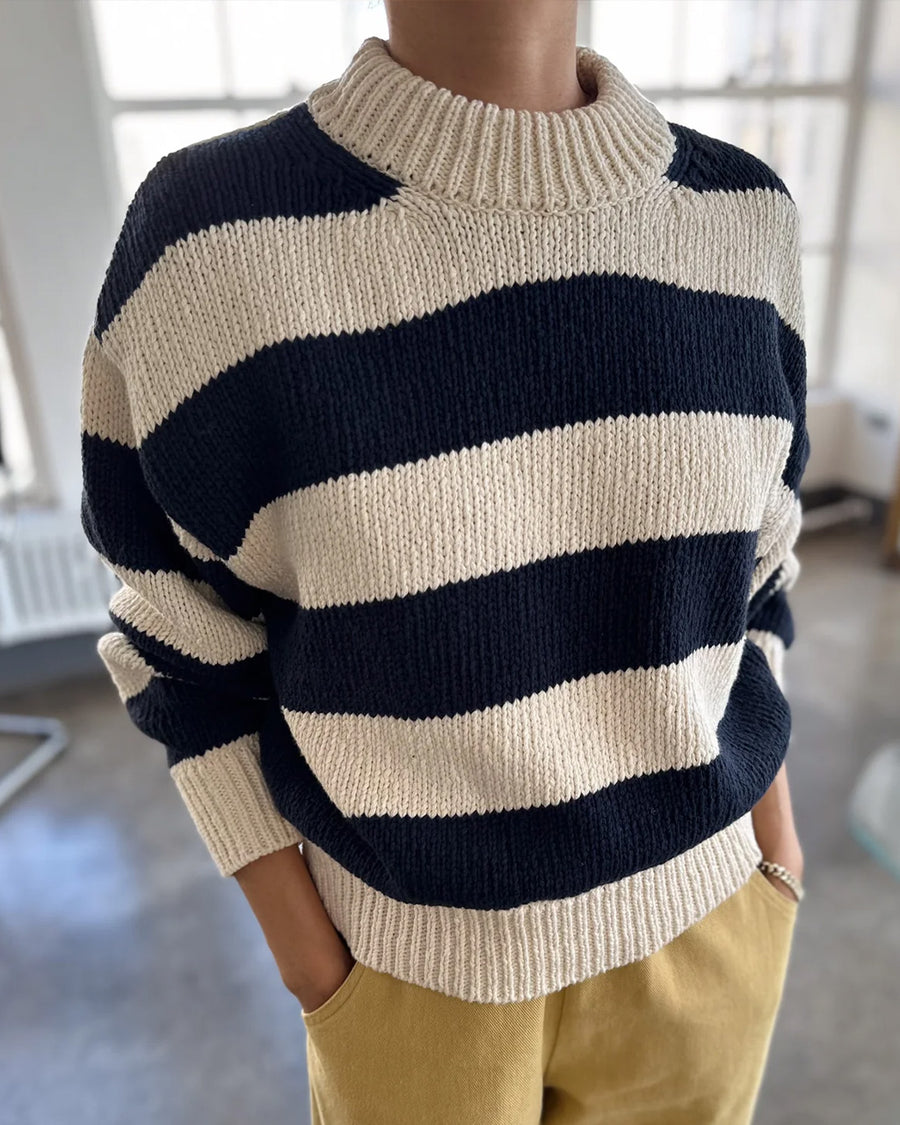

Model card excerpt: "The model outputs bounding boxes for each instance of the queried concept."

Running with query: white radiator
[0,506,120,647]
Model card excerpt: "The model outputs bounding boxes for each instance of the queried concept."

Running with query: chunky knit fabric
[80,35,810,1003]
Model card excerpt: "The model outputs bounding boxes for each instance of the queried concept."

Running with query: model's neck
[383,0,588,113]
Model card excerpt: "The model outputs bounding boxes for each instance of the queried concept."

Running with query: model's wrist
[751,763,804,878]
[234,844,349,993]
[752,805,804,879]
[757,859,805,902]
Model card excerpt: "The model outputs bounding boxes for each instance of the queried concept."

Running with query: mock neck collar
[304,36,677,213]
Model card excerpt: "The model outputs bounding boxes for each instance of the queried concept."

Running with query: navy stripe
[666,122,793,199]
[260,639,790,909]
[126,678,267,769]
[265,529,758,720]
[82,432,267,622]
[95,103,402,337]
[81,432,194,575]
[140,268,801,559]
[779,331,810,492]
[748,582,795,648]
[748,561,787,615]
[191,556,269,624]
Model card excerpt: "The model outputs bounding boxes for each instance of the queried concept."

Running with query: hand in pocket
[752,764,805,901]
[233,845,359,1013]
[292,944,358,1014]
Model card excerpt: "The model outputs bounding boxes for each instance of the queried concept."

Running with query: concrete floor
[1,520,898,1125]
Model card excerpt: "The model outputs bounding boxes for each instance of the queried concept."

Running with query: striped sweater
[80,35,810,1004]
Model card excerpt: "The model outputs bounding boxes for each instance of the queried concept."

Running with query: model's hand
[233,844,357,1011]
[290,942,358,1014]
[752,762,804,902]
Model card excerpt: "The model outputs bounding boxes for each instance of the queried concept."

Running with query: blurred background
[0,1,898,1122]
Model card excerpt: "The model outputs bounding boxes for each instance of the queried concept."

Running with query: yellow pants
[303,868,799,1124]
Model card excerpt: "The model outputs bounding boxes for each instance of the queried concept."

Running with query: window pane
[653,97,750,150]
[90,0,225,99]
[92,0,389,102]
[799,248,830,388]
[112,111,242,204]
[775,0,860,84]
[590,0,858,88]
[225,0,342,98]
[237,108,279,129]
[771,97,847,246]
[224,0,388,98]
[345,0,391,56]
[589,1,679,87]
[679,0,749,88]
[656,96,847,244]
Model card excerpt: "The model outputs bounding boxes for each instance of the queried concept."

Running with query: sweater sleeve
[79,181,302,879]
[745,198,811,693]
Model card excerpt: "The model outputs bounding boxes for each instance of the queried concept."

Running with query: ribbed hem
[171,734,303,876]
[304,36,676,212]
[303,811,765,1003]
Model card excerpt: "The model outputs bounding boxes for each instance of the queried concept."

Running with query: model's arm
[81,333,352,1007]
[234,846,356,1010]
[80,329,300,873]
[80,161,358,1013]
[752,763,804,899]
[749,197,809,901]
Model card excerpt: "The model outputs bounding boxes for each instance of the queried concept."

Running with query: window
[586,0,865,388]
[88,0,866,389]
[88,0,388,203]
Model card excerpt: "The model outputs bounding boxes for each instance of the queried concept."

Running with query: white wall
[0,0,119,511]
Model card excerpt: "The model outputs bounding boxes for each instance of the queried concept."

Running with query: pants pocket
[302,959,369,1031]
[304,964,547,1125]
[748,866,801,923]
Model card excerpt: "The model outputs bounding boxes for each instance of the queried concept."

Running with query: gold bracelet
[757,859,805,902]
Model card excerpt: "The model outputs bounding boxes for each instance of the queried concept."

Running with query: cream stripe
[301,810,764,1003]
[748,492,802,601]
[96,631,303,876]
[170,734,303,877]
[758,479,800,558]
[283,641,746,819]
[169,521,220,562]
[98,183,800,441]
[224,411,793,607]
[80,331,137,446]
[96,630,155,702]
[106,568,267,666]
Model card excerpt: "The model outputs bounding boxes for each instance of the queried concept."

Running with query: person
[79,1,809,1121]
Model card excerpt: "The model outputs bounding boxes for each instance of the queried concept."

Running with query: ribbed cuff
[170,733,303,876]
[746,628,787,692]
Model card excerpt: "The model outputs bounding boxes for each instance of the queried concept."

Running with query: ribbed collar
[305,36,676,213]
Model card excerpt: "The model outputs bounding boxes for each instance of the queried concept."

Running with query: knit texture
[80,35,810,1003]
